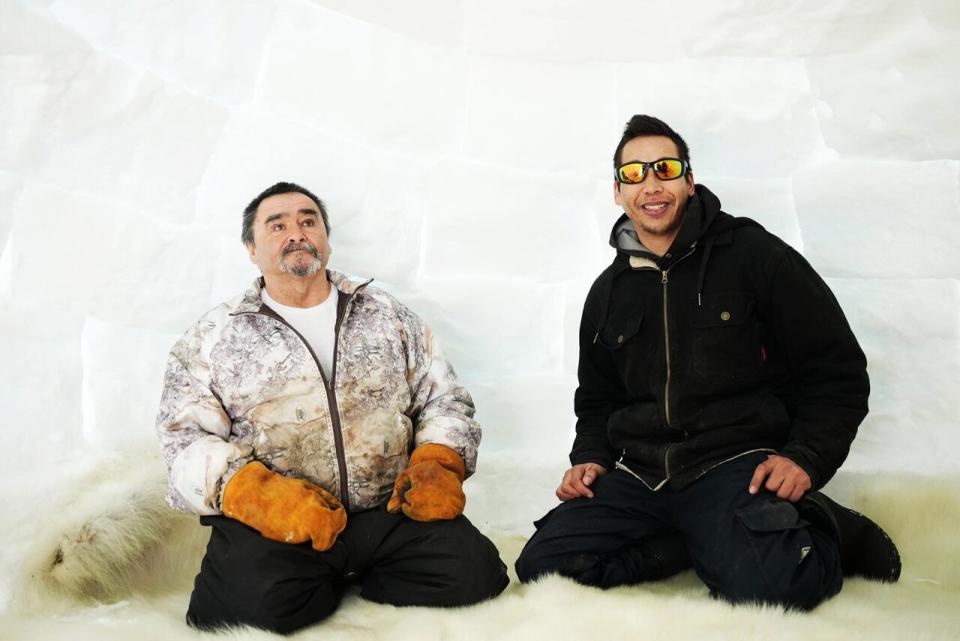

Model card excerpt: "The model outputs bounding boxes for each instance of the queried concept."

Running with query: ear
[245,241,257,264]
[613,180,623,207]
[685,171,696,196]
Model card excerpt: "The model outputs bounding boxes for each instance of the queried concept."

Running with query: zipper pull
[593,331,599,344]
[661,270,668,285]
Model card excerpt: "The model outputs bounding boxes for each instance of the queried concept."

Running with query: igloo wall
[1,0,958,480]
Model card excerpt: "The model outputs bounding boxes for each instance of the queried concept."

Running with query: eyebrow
[263,209,319,225]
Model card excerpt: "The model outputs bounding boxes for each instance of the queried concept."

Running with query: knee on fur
[430,521,508,603]
[711,565,837,612]
[514,540,558,584]
[514,541,600,586]
[187,583,341,635]
[365,523,508,606]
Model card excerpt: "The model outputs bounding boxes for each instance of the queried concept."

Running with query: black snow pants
[515,452,842,610]
[187,504,509,634]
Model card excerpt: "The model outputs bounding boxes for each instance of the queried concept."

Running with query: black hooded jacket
[570,184,869,491]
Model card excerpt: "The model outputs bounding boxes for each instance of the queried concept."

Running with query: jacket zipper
[662,270,679,481]
[606,247,697,490]
[662,269,673,430]
[241,279,372,509]
[658,247,696,484]
[659,245,696,428]
[323,280,372,509]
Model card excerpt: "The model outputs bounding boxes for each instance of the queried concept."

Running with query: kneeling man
[157,182,508,633]
[515,116,900,610]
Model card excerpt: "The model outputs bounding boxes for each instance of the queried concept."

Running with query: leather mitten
[221,461,347,551]
[387,443,466,521]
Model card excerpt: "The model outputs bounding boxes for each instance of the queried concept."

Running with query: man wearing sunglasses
[515,115,901,610]
[156,182,508,633]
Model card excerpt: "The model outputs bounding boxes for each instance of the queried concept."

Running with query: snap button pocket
[690,294,752,328]
[598,312,642,350]
[690,293,761,380]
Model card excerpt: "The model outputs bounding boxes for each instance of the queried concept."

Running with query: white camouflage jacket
[156,270,481,514]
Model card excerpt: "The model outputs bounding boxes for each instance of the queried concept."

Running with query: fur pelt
[8,448,209,613]
[2,449,958,640]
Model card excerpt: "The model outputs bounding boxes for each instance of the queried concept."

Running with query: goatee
[279,242,324,278]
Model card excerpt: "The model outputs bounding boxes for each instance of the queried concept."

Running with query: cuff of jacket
[779,442,829,490]
[217,456,254,512]
[569,452,615,471]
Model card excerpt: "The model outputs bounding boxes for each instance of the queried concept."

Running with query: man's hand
[748,454,812,502]
[556,463,608,501]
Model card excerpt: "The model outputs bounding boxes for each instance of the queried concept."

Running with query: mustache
[280,242,319,258]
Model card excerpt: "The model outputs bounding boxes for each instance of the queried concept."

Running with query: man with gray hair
[156,181,507,633]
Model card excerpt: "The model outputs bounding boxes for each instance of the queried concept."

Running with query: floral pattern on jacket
[156,270,481,515]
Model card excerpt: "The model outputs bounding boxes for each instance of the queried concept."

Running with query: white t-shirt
[261,286,339,380]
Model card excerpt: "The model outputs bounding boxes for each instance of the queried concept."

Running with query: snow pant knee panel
[187,510,508,634]
[359,514,509,607]
[187,516,347,635]
[515,471,688,588]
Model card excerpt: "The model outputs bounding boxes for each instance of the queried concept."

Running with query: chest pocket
[597,307,654,391]
[597,309,643,351]
[690,293,763,381]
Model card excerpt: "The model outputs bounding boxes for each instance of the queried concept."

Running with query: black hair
[242,181,330,245]
[613,115,691,169]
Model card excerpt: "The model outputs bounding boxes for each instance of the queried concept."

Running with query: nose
[641,175,664,193]
[286,226,307,244]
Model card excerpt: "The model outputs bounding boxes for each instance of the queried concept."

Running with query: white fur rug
[2,449,958,641]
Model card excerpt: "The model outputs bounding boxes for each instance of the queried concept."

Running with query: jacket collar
[229,269,370,315]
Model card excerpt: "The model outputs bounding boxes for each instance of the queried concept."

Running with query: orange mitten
[387,444,466,521]
[222,461,347,551]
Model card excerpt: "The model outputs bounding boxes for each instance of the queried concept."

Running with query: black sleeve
[763,244,869,489]
[570,284,630,469]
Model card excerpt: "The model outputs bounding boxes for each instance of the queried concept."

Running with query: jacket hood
[608,184,756,266]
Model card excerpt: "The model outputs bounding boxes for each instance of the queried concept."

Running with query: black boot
[801,492,901,583]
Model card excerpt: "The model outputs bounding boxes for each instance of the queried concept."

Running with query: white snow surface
[1,0,958,589]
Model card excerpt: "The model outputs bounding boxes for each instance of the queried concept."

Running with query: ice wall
[1,0,958,476]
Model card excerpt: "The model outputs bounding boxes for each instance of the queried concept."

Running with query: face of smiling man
[614,135,696,256]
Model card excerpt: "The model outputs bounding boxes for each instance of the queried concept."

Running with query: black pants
[187,505,509,634]
[515,452,842,610]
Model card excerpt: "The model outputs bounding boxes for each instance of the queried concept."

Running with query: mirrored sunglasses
[616,158,688,184]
